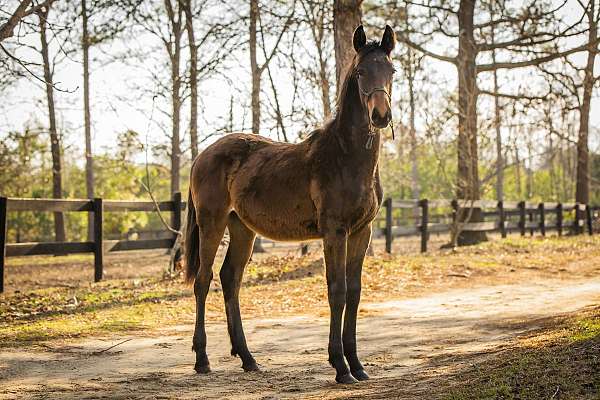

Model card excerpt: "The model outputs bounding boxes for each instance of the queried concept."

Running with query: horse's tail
[184,189,200,284]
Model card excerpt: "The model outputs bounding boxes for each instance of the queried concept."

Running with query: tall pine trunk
[39,6,66,242]
[82,0,95,241]
[455,0,485,245]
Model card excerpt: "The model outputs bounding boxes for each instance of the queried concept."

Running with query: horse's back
[190,133,319,240]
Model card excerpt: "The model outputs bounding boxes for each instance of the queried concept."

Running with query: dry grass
[1,234,600,348]
[440,307,600,400]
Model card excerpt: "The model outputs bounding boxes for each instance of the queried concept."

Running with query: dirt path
[2,276,600,400]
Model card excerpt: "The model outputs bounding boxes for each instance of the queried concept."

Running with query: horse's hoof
[351,369,370,381]
[336,373,359,384]
[194,363,211,374]
[242,362,260,372]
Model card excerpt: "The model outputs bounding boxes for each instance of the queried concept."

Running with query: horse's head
[352,25,396,129]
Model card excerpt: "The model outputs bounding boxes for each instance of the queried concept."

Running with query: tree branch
[0,0,57,42]
[398,32,457,65]
[477,38,600,72]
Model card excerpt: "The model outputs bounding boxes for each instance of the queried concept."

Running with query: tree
[395,7,424,201]
[574,0,597,222]
[249,0,294,136]
[37,3,65,241]
[0,0,56,42]
[537,0,599,226]
[182,0,198,159]
[82,0,94,240]
[165,0,184,195]
[299,0,333,118]
[401,0,599,245]
[333,0,362,93]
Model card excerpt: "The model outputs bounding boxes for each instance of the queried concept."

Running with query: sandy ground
[2,275,600,400]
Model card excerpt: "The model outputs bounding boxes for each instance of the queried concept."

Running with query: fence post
[557,203,563,236]
[385,198,393,254]
[586,204,593,235]
[419,199,428,253]
[0,197,7,293]
[93,198,103,282]
[518,201,526,237]
[498,201,506,238]
[539,203,545,237]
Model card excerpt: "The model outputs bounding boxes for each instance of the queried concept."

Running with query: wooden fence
[0,193,183,293]
[0,194,598,293]
[377,199,598,254]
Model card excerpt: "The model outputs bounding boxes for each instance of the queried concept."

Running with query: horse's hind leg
[193,208,228,374]
[220,212,258,371]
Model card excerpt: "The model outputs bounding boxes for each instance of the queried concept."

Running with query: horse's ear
[353,25,367,52]
[381,25,396,55]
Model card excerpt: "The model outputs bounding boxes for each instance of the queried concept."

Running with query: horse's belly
[234,204,321,241]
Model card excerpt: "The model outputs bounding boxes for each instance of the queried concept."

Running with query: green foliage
[1,129,176,243]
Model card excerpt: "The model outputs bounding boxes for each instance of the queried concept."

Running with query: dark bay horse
[184,25,396,384]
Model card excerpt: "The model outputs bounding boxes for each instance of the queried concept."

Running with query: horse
[184,25,396,384]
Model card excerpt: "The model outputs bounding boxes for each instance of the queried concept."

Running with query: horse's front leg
[343,224,372,381]
[323,226,356,384]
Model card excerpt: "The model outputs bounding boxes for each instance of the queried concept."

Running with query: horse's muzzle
[371,109,392,129]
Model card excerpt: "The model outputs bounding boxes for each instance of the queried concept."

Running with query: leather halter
[359,86,395,149]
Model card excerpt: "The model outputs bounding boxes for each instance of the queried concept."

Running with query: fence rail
[377,199,598,254]
[0,194,598,293]
[0,193,183,293]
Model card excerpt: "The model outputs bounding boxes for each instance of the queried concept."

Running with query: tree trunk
[408,56,419,201]
[317,32,331,118]
[526,138,533,198]
[39,6,65,242]
[493,68,503,202]
[82,0,95,241]
[183,0,198,160]
[456,0,485,245]
[250,0,261,134]
[515,145,522,199]
[315,4,331,118]
[249,0,264,252]
[487,0,503,203]
[575,3,596,221]
[333,0,362,95]
[167,1,182,195]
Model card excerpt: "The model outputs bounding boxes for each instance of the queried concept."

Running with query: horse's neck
[334,90,381,178]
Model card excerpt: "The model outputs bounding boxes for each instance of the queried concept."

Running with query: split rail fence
[0,194,598,293]
[0,193,183,293]
[375,199,597,254]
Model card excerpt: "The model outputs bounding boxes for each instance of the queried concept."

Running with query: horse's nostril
[371,109,383,122]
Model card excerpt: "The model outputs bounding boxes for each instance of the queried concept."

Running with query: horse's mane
[305,41,384,146]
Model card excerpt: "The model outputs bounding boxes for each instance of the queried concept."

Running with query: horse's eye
[392,68,397,74]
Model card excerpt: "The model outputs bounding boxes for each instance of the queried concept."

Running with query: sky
[1,0,599,166]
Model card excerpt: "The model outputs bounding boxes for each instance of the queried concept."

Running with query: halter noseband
[359,86,395,150]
